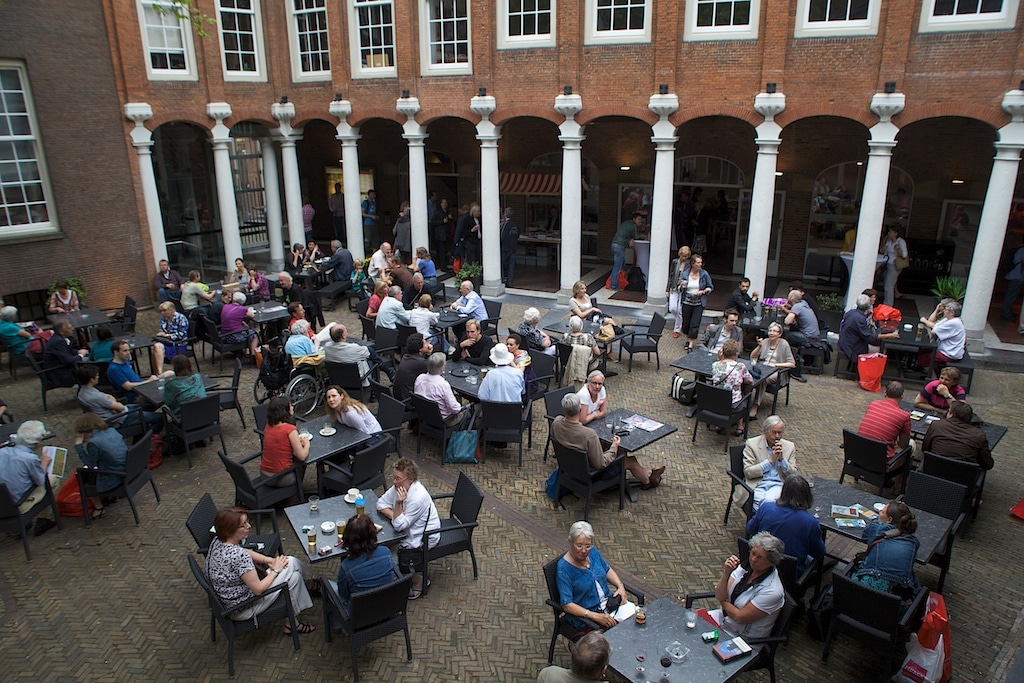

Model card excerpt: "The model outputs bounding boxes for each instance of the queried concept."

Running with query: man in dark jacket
[393,333,432,402]
[838,294,899,366]
[499,207,520,287]
[922,401,994,470]
[725,278,759,316]
[43,321,86,387]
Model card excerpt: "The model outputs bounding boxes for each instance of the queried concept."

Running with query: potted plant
[930,275,967,303]
[816,292,845,333]
[456,262,483,290]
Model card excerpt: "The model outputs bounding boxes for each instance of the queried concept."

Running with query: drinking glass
[685,609,697,629]
[308,495,319,514]
[635,650,646,680]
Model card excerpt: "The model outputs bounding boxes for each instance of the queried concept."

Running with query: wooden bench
[316,279,350,311]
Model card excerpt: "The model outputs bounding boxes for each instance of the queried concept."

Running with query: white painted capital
[470,95,497,121]
[476,133,502,148]
[403,133,428,146]
[555,93,583,122]
[124,102,154,147]
[1003,89,1024,122]
[754,92,786,122]
[271,101,297,136]
[558,134,586,149]
[870,92,905,123]
[396,95,421,120]
[754,137,782,154]
[206,102,232,142]
[648,93,679,119]
[330,99,360,142]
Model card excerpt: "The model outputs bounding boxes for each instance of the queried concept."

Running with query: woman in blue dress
[555,521,634,634]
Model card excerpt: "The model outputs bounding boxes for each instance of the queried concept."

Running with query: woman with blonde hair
[569,280,602,320]
[667,246,692,338]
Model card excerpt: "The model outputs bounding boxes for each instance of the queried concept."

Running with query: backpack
[625,267,646,292]
[670,373,696,405]
[545,469,571,501]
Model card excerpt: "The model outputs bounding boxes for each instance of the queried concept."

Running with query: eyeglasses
[392,473,409,484]
[589,381,604,386]
[573,543,593,551]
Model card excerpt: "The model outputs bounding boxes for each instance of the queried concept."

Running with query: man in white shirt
[451,280,487,323]
[413,352,468,426]
[368,242,392,282]
[377,457,441,600]
[375,286,411,330]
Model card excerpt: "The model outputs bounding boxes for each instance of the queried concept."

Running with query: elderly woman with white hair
[0,305,32,357]
[706,531,786,639]
[556,521,636,633]
[220,291,262,365]
[284,319,318,358]
[517,307,556,356]
[748,321,797,419]
[837,294,900,376]
[739,415,797,511]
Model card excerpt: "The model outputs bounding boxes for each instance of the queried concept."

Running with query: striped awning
[499,172,562,195]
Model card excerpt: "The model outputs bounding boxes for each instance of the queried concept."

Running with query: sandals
[284,622,316,635]
[91,507,107,520]
[408,579,431,600]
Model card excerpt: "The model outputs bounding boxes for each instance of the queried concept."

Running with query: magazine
[713,637,752,663]
[830,505,859,518]
[622,414,664,432]
[42,446,68,479]
[835,517,867,528]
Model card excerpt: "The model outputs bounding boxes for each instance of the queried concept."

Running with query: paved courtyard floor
[1,300,1022,682]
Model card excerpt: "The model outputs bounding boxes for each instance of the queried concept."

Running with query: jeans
[157,287,181,302]
[1002,278,1024,319]
[610,243,626,290]
[502,252,516,287]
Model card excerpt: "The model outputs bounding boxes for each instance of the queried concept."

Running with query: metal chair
[691,382,749,452]
[318,440,389,498]
[164,394,226,469]
[184,492,282,558]
[420,471,484,596]
[619,312,666,372]
[839,428,911,496]
[901,470,967,593]
[723,443,755,524]
[325,360,371,402]
[188,554,299,677]
[321,573,413,682]
[409,392,471,461]
[479,400,530,466]
[551,440,625,520]
[218,450,305,509]
[542,386,575,462]
[0,480,62,561]
[210,357,246,428]
[922,450,985,521]
[76,429,159,526]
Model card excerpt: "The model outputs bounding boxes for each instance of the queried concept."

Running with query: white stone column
[963,89,1024,350]
[847,92,905,309]
[207,102,243,274]
[124,103,167,266]
[260,137,285,272]
[329,98,366,262]
[472,93,503,296]
[644,92,679,314]
[556,91,585,299]
[745,91,786,298]
[272,100,306,250]
[397,96,429,258]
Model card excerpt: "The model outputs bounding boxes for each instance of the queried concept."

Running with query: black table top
[445,360,483,400]
[296,414,373,465]
[251,301,290,324]
[436,310,471,330]
[604,597,756,683]
[590,407,678,454]
[879,325,938,353]
[669,349,778,389]
[47,308,111,330]
[284,489,404,563]
[133,375,220,407]
[899,400,1007,450]
[809,477,953,565]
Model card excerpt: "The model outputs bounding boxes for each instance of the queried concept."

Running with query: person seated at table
[725,277,759,317]
[73,413,127,520]
[375,286,412,331]
[551,392,664,489]
[260,396,310,487]
[180,270,215,312]
[739,415,797,511]
[76,363,164,435]
[413,352,469,427]
[153,259,184,302]
[402,272,428,311]
[504,332,542,397]
[556,521,637,633]
[748,322,796,420]
[48,279,80,314]
[322,240,355,286]
[207,506,315,634]
[377,457,441,600]
[286,302,314,340]
[230,257,248,287]
[782,290,818,382]
[838,294,900,370]
[569,280,602,321]
[859,380,915,463]
[394,334,432,402]
[208,290,232,326]
[368,242,393,283]
[711,339,754,436]
[518,307,556,357]
[323,324,394,384]
[456,319,494,366]
[247,266,272,302]
[0,421,58,532]
[335,513,397,612]
[288,242,305,272]
[746,475,825,576]
[388,254,414,291]
[566,315,601,364]
[278,271,325,330]
[301,239,324,266]
[479,343,526,404]
[914,366,967,413]
[89,324,115,363]
[450,280,487,322]
[108,339,169,403]
[918,299,966,371]
[701,308,743,353]
[852,500,920,592]
[162,355,207,423]
[408,293,446,352]
[324,385,385,446]
[0,305,32,357]
[921,400,994,470]
[284,320,319,358]
[575,370,607,426]
[220,292,262,366]
[705,531,786,639]
[44,321,87,387]
[366,280,389,320]
[411,247,437,290]
[537,630,611,683]
[152,301,190,375]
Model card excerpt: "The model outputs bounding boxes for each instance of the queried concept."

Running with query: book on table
[835,517,867,528]
[830,504,859,518]
[713,637,752,663]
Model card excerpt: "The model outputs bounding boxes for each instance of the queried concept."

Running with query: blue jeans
[610,243,626,290]
[1002,278,1023,319]
[157,287,181,302]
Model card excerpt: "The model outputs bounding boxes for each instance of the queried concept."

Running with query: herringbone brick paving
[0,301,1021,682]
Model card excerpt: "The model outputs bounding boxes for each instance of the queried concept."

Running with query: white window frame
[794,0,880,38]
[585,0,652,45]
[137,0,198,81]
[288,0,332,82]
[919,0,1019,32]
[498,0,557,49]
[0,61,59,242]
[419,0,473,76]
[684,0,760,41]
[348,0,398,78]
[217,0,267,81]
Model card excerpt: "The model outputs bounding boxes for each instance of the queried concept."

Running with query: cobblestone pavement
[0,300,1021,682]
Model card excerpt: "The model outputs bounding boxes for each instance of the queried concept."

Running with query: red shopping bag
[857,352,887,392]
[605,271,629,290]
[1011,497,1024,520]
[55,475,93,518]
[895,593,951,683]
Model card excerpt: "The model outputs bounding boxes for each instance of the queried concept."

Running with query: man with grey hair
[451,279,487,321]
[368,241,392,282]
[323,323,394,383]
[710,530,786,639]
[740,415,797,510]
[518,307,555,356]
[838,293,899,367]
[783,289,818,382]
[499,207,520,287]
[550,392,664,489]
[537,630,611,682]
[920,298,966,368]
[322,239,354,284]
[0,421,59,534]
[375,285,411,330]
[278,271,325,330]
[413,352,469,426]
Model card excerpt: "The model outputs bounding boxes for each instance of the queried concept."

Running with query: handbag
[667,290,681,315]
[595,323,616,342]
[894,256,911,271]
[445,429,480,464]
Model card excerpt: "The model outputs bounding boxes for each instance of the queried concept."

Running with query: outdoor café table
[809,476,954,566]
[284,489,405,563]
[878,324,939,383]
[133,374,220,408]
[250,301,291,339]
[435,309,473,344]
[899,400,1007,450]
[295,414,375,495]
[444,359,483,402]
[590,407,678,503]
[669,348,778,418]
[541,310,644,379]
[604,596,758,683]
[47,307,110,331]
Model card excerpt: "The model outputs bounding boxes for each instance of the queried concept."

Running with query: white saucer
[299,432,313,440]
[344,494,358,504]
[873,502,885,512]
[319,427,337,437]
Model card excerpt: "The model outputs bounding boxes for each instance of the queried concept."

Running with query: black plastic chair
[765,368,791,414]
[27,350,76,412]
[76,429,159,526]
[409,392,471,461]
[251,403,268,447]
[840,428,911,496]
[185,493,282,557]
[479,400,530,466]
[318,440,389,498]
[218,450,304,509]
[374,326,399,362]
[201,316,247,370]
[922,450,985,521]
[901,470,967,593]
[375,393,409,456]
[619,312,666,372]
[209,357,246,428]
[325,360,371,402]
[396,323,418,351]
[527,351,557,406]
[542,386,575,462]
[480,299,502,339]
[164,394,227,469]
[551,440,625,520]
[542,557,644,663]
[321,573,413,682]
[691,382,748,452]
[0,334,32,380]
[419,471,484,596]
[188,554,299,676]
[359,314,376,342]
[724,443,755,524]
[0,480,62,561]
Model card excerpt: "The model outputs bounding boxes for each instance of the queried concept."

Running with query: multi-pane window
[920,0,1017,30]
[141,0,190,73]
[696,0,751,26]
[0,64,55,237]
[354,0,396,71]
[595,0,646,32]
[509,0,552,38]
[219,0,259,75]
[427,0,470,67]
[795,0,878,36]
[686,0,759,40]
[807,0,869,22]
[932,0,1004,15]
[291,0,330,75]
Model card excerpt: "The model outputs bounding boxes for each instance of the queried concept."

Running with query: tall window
[500,0,555,48]
[139,0,196,79]
[0,63,57,240]
[585,0,651,44]
[685,0,759,40]
[290,0,331,79]
[920,0,1017,31]
[795,0,879,36]
[807,0,868,22]
[420,0,472,74]
[218,0,265,79]
[696,0,751,26]
[350,0,396,75]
